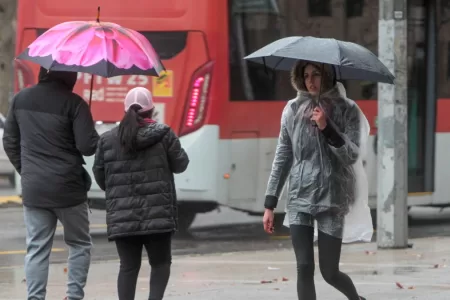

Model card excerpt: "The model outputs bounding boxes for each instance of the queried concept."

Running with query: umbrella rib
[333,38,342,66]
[273,57,284,70]
[274,36,305,57]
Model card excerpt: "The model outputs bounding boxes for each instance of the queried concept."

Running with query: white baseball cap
[124,87,154,113]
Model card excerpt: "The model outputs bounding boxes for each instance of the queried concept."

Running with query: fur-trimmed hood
[290,60,336,93]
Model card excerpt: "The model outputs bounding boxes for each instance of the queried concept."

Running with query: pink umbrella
[16,7,165,106]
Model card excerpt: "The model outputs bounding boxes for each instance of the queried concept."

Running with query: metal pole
[377,0,408,249]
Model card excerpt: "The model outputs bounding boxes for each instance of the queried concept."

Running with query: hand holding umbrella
[311,107,327,130]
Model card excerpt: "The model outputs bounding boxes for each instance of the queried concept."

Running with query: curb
[0,195,22,208]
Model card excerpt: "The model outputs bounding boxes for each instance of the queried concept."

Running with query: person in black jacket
[3,67,99,300]
[92,86,189,300]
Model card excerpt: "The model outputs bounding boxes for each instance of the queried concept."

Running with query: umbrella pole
[317,63,325,107]
[87,7,100,109]
[88,74,94,108]
[312,63,326,127]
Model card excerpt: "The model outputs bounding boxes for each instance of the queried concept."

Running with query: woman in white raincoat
[263,61,371,300]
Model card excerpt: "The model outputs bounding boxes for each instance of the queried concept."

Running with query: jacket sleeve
[322,104,361,165]
[2,98,22,174]
[164,129,189,174]
[92,137,106,191]
[264,104,294,210]
[72,99,99,156]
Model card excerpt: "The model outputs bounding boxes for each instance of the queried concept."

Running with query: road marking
[56,224,107,231]
[170,279,450,288]
[171,259,448,269]
[0,248,65,255]
[269,235,290,240]
[0,195,22,204]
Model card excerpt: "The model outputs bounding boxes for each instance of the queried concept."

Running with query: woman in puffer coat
[263,61,368,300]
[93,87,189,300]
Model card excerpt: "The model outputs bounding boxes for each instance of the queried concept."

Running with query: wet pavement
[2,205,450,266]
[2,236,450,299]
[0,206,292,267]
[2,196,450,298]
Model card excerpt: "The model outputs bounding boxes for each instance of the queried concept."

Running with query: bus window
[346,0,364,18]
[438,1,450,98]
[228,0,379,101]
[308,0,332,17]
[228,0,293,101]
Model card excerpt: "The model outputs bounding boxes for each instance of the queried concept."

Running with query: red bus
[14,0,450,231]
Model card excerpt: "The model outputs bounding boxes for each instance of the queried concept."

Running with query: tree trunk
[0,0,17,115]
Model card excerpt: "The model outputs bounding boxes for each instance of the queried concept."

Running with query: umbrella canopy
[244,36,394,84]
[17,19,165,78]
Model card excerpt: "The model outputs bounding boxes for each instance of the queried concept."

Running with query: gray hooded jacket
[264,82,368,217]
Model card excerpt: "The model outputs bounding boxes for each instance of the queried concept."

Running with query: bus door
[355,0,436,205]
[430,0,450,205]
[406,0,437,199]
[227,0,293,213]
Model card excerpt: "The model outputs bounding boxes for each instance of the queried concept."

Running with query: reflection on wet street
[1,203,450,268]
[0,206,293,268]
[2,198,450,299]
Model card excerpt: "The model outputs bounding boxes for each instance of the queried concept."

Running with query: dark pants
[290,225,360,300]
[115,232,172,300]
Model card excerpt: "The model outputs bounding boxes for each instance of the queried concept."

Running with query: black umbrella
[244,36,395,84]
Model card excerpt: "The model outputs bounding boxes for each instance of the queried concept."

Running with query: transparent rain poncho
[266,82,373,243]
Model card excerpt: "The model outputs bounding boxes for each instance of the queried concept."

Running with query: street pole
[377,0,408,249]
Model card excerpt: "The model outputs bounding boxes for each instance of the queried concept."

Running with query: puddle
[393,266,420,275]
[349,266,421,276]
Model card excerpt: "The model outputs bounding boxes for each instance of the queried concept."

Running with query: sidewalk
[1,237,450,299]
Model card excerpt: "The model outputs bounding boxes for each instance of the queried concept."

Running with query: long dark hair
[118,104,154,153]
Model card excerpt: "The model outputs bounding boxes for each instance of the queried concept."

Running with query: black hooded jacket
[92,123,189,240]
[3,67,99,208]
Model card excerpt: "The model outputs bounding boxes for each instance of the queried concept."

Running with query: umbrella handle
[96,7,100,23]
[88,74,94,108]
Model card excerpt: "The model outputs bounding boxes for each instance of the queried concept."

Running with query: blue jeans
[23,202,92,300]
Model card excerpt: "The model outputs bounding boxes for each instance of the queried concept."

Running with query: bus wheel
[177,210,196,235]
[176,201,218,236]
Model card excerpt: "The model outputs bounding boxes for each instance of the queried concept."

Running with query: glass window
[346,0,364,18]
[438,0,450,98]
[308,0,332,17]
[448,42,450,80]
[228,0,379,101]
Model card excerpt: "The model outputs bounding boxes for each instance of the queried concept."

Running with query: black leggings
[290,225,360,300]
[115,232,172,300]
